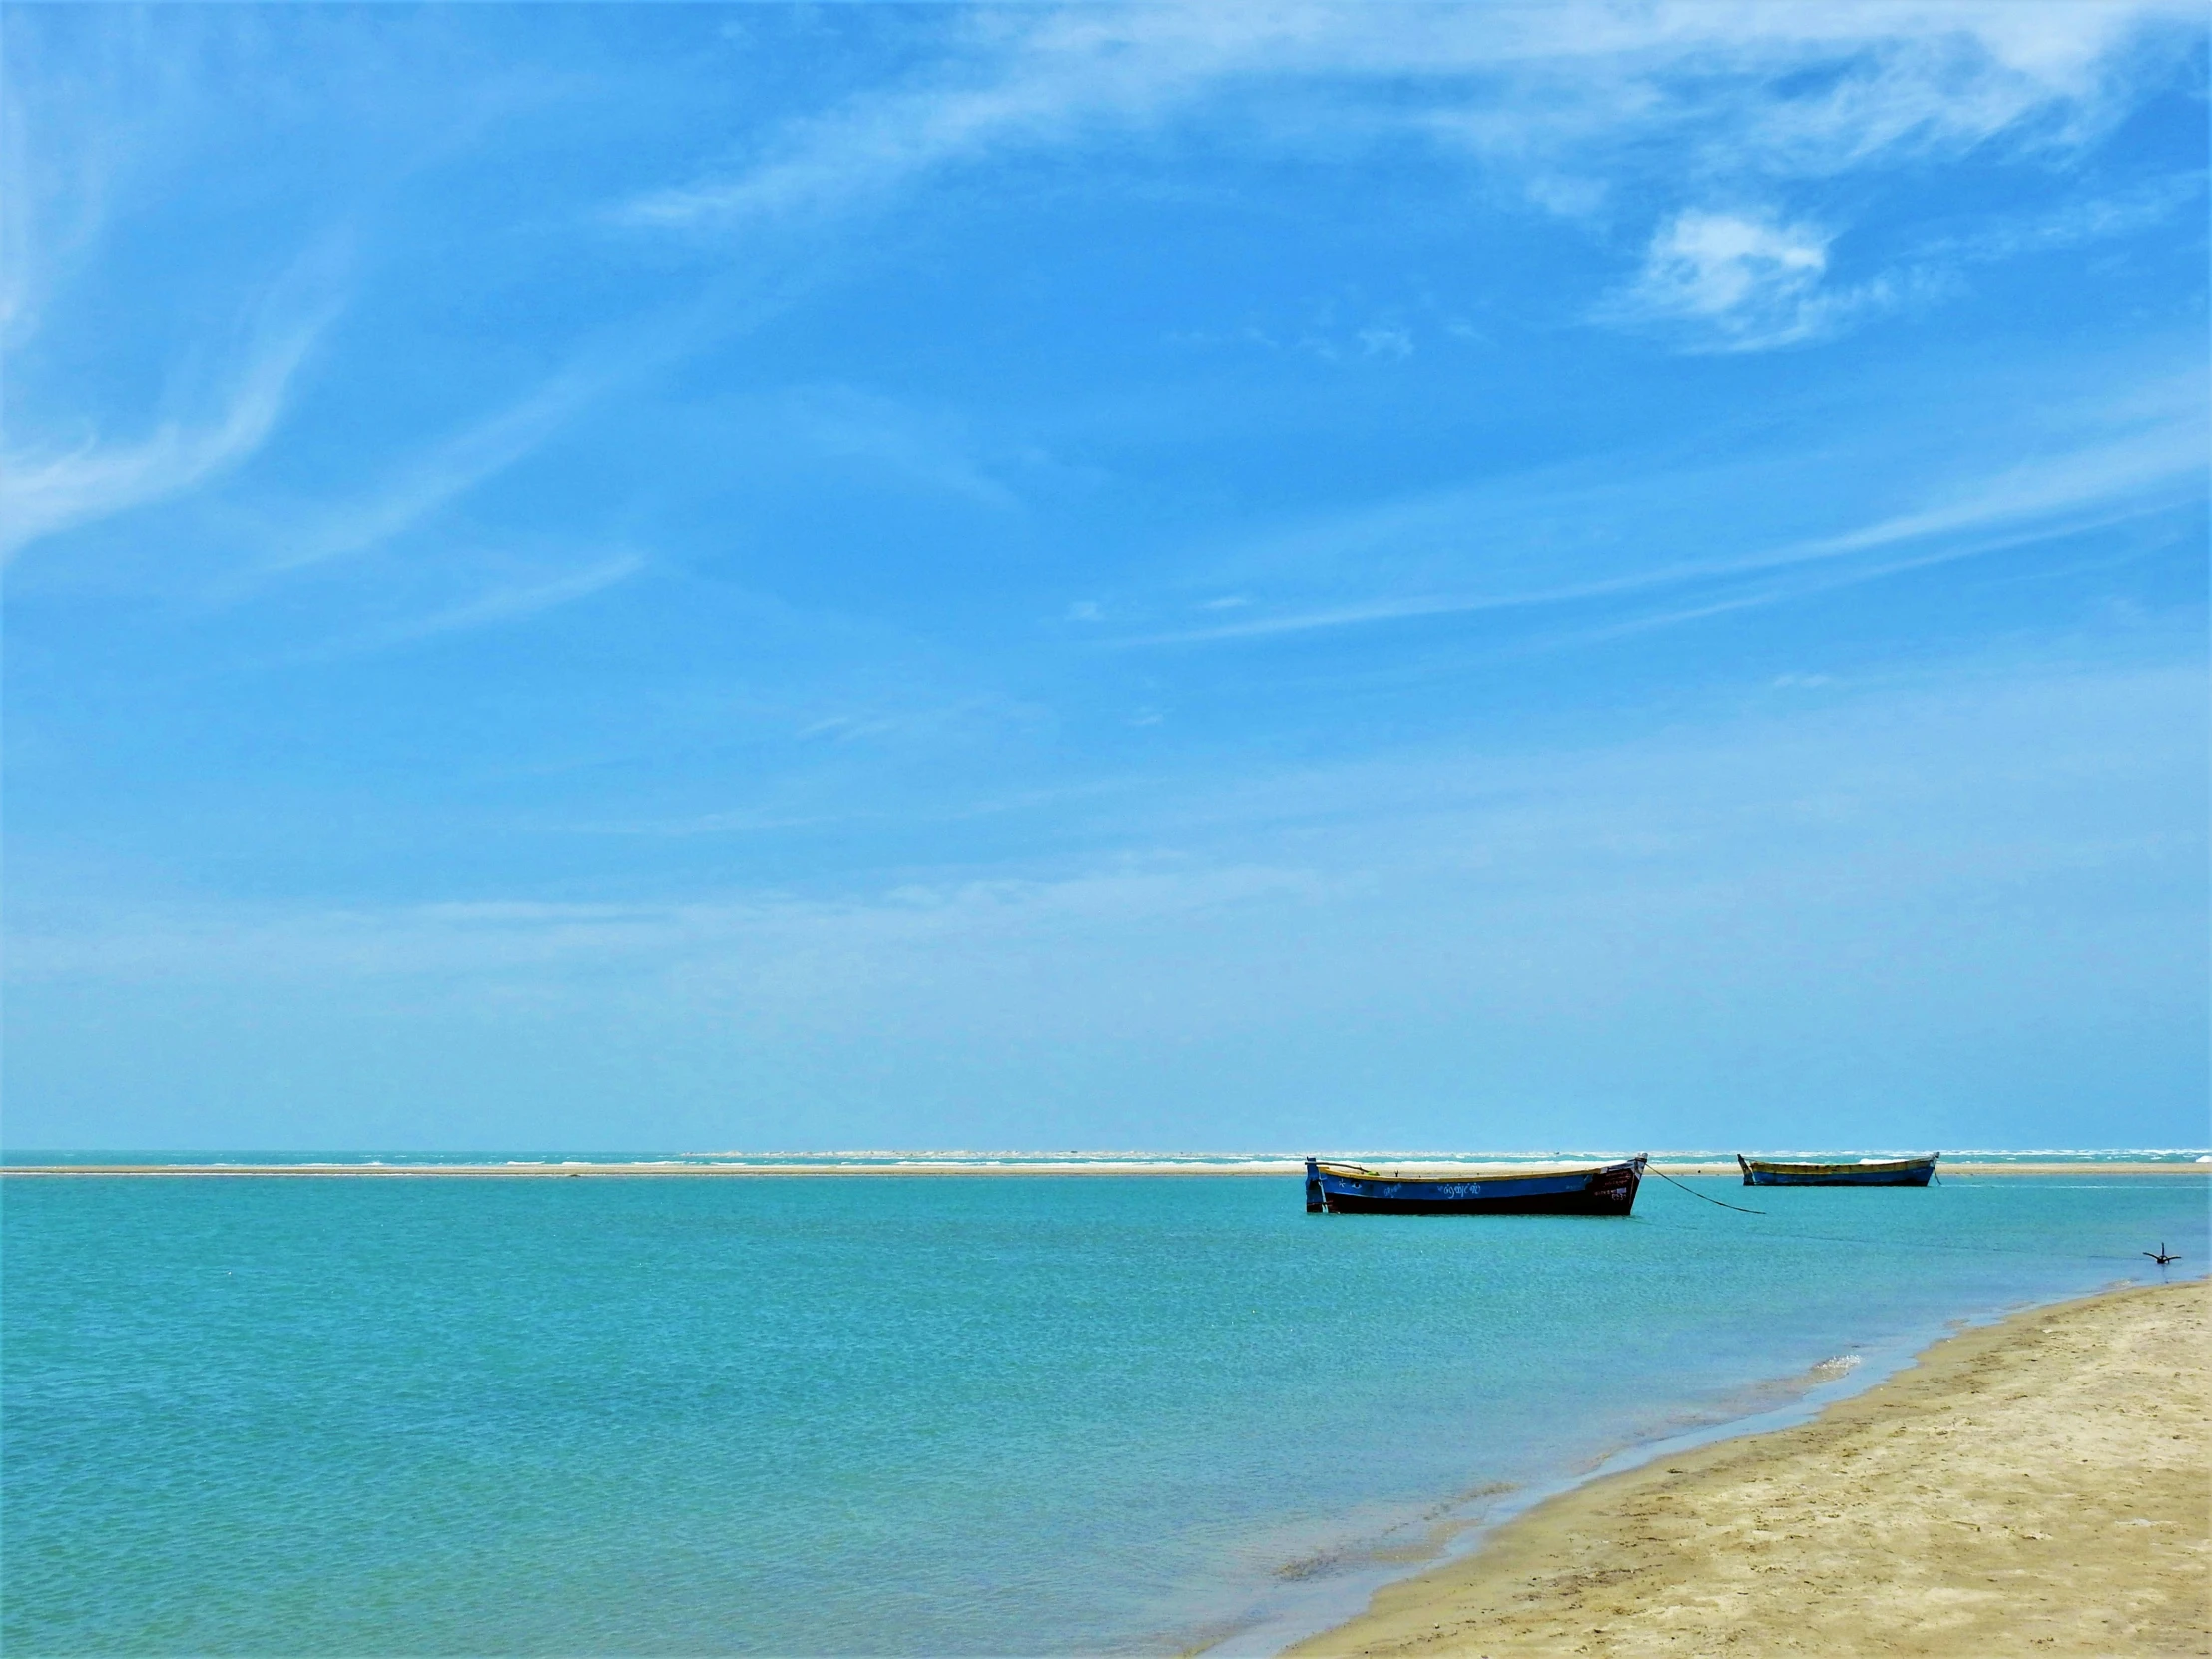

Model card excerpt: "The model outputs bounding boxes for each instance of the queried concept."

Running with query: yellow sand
[1292,1277,2210,1658]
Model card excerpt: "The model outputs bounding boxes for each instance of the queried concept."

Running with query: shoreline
[4,1160,2205,1178]
[1282,1275,2210,1658]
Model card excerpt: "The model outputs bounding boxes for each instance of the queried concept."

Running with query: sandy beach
[1291,1276,2210,1658]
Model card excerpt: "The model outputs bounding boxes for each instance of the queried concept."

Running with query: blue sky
[4,3,2206,1152]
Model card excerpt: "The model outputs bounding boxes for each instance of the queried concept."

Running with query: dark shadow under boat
[1304,1156,1647,1216]
[1736,1153,1938,1187]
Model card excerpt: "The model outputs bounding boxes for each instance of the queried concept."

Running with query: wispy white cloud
[0,21,365,562]
[0,13,698,588]
[1600,171,2206,352]
[1167,307,1427,364]
[1916,171,2207,264]
[0,270,338,564]
[625,3,2194,227]
[1600,208,1898,350]
[257,365,607,574]
[0,41,108,352]
[292,551,648,661]
[11,610,2200,1143]
[1355,325,1414,361]
[621,7,1240,229]
[780,385,1020,509]
[238,276,774,582]
[571,775,1140,841]
[1424,1,2196,182]
[14,651,2197,1056]
[0,5,199,352]
[621,2,2195,363]
[393,551,645,639]
[1118,379,2207,648]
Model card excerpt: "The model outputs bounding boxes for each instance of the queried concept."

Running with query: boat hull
[1307,1158,1645,1216]
[1737,1155,1937,1188]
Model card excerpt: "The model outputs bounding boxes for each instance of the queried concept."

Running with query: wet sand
[1290,1276,2210,1658]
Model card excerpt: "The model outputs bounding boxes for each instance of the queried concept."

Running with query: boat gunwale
[1311,1157,1645,1186]
[1738,1154,1939,1175]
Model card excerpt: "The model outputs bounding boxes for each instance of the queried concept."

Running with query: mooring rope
[1647,1164,1767,1216]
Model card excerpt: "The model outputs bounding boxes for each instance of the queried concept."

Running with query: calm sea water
[10,1148,2211,1167]
[6,1168,2206,1656]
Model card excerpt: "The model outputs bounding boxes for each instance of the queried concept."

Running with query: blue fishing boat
[1736,1153,1938,1187]
[1303,1156,1647,1216]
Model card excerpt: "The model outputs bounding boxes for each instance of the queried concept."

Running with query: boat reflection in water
[1736,1153,1939,1187]
[1304,1156,1648,1216]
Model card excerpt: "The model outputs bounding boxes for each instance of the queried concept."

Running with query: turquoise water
[9,1148,2211,1167]
[5,1171,2206,1656]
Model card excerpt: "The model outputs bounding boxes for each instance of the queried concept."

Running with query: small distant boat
[1304,1156,1647,1216]
[1736,1153,1939,1188]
